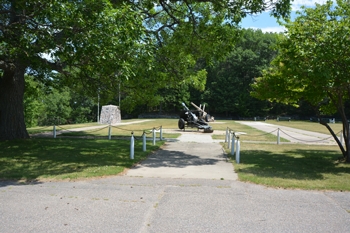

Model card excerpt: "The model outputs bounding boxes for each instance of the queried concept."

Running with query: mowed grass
[220,120,350,191]
[223,142,350,191]
[5,118,350,191]
[27,122,101,134]
[0,138,164,182]
[57,119,181,139]
[211,120,289,142]
[264,120,343,135]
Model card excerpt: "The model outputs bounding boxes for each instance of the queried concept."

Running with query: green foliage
[24,76,45,127]
[1,0,292,140]
[251,0,350,161]
[40,87,72,125]
[203,29,279,117]
[251,0,350,114]
[69,90,95,124]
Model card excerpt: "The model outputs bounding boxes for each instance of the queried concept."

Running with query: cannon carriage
[178,102,214,133]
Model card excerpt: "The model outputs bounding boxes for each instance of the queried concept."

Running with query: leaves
[252,0,350,115]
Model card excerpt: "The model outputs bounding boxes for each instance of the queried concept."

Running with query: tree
[203,29,279,117]
[40,87,72,125]
[23,75,45,127]
[251,0,350,162]
[0,0,291,140]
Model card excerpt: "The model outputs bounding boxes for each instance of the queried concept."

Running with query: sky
[240,0,330,33]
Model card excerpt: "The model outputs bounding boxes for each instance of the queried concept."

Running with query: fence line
[52,124,163,141]
[246,129,279,137]
[279,129,340,143]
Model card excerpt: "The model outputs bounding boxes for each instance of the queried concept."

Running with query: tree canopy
[203,29,279,118]
[0,0,292,140]
[251,0,350,162]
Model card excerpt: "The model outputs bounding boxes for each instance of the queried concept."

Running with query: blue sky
[240,0,329,32]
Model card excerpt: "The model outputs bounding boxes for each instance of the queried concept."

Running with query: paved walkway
[126,130,237,180]
[237,121,338,145]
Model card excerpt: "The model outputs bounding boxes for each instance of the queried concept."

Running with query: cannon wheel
[178,118,185,130]
[205,114,211,122]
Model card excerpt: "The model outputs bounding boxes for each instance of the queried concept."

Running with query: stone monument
[99,105,121,124]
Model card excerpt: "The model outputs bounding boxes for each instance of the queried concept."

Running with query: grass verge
[18,119,350,191]
[0,138,164,181]
[223,142,350,191]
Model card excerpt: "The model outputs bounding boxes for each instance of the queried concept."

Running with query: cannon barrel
[190,102,214,122]
[182,102,189,111]
[190,102,205,113]
[191,102,208,119]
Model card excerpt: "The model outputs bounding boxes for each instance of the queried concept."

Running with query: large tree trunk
[0,64,29,140]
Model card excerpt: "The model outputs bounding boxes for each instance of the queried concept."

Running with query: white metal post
[277,128,280,145]
[228,131,231,149]
[130,132,134,159]
[225,127,229,143]
[340,130,343,146]
[236,138,240,164]
[160,126,163,141]
[152,128,156,145]
[53,125,56,138]
[231,134,235,156]
[143,132,146,152]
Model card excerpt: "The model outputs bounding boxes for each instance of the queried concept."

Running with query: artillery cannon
[178,102,213,133]
[190,102,214,122]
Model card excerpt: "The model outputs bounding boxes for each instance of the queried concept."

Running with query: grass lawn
[264,120,343,135]
[27,122,100,134]
[4,118,349,191]
[211,120,289,142]
[0,138,164,182]
[58,120,180,139]
[223,142,350,191]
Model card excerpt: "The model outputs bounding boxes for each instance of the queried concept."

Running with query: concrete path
[126,140,237,180]
[237,121,338,145]
[126,129,237,180]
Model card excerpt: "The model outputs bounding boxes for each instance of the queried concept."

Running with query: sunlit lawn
[0,138,164,181]
[265,119,343,135]
[223,142,350,191]
[13,118,350,191]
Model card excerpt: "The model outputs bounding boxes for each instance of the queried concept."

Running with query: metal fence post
[130,132,134,160]
[160,126,163,141]
[143,132,146,152]
[228,131,231,149]
[225,127,229,143]
[108,124,112,140]
[53,125,56,138]
[236,138,240,164]
[231,134,235,156]
[339,130,343,146]
[277,128,280,145]
[152,128,156,145]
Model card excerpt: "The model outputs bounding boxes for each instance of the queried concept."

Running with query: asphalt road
[1,125,350,232]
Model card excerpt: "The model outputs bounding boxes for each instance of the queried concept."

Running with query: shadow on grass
[236,149,349,180]
[0,138,161,185]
